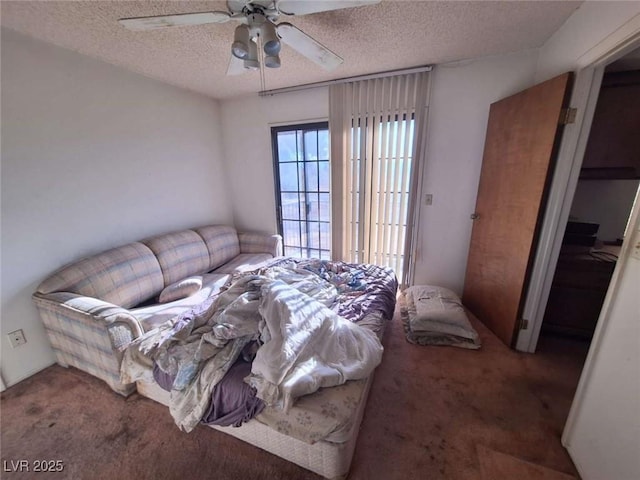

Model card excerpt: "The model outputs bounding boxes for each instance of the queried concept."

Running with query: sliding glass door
[272,122,330,259]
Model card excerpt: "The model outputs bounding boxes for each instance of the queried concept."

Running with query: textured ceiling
[1,1,582,99]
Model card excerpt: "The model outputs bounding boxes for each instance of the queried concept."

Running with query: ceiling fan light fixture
[244,59,260,70]
[243,36,259,70]
[261,22,281,56]
[231,24,250,59]
[264,54,281,68]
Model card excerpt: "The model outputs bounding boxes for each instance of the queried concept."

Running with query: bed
[121,258,397,479]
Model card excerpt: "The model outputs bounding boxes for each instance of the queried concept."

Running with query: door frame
[516,22,640,353]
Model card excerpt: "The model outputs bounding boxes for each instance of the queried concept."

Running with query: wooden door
[462,73,573,347]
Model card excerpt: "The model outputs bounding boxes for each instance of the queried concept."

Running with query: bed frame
[136,374,374,480]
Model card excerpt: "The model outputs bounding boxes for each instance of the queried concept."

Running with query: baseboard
[1,361,56,390]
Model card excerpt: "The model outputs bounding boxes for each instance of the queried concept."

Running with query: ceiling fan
[119,0,381,75]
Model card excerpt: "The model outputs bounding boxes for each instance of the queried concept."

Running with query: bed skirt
[136,374,374,480]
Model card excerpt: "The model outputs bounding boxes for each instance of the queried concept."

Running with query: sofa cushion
[194,225,240,271]
[142,230,210,287]
[158,276,203,304]
[131,274,229,331]
[36,242,164,309]
[213,253,274,275]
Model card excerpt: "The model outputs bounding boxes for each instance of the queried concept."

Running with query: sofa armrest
[32,292,143,396]
[238,232,283,257]
[34,292,144,341]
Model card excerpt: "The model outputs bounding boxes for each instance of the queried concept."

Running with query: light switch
[424,194,433,206]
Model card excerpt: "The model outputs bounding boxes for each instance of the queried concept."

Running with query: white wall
[570,179,640,242]
[412,50,539,293]
[1,29,232,386]
[563,198,640,480]
[536,1,640,82]
[220,88,328,233]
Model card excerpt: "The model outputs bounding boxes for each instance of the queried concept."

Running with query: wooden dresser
[542,247,618,338]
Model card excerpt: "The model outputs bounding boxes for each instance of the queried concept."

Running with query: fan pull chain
[258,36,266,93]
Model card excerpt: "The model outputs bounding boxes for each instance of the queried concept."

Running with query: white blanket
[122,266,383,432]
[248,280,383,411]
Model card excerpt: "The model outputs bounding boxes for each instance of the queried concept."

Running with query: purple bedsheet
[201,358,265,427]
[153,358,265,428]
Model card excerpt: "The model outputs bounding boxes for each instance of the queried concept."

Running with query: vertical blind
[329,71,430,284]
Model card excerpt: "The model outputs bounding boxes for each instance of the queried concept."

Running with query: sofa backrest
[36,242,164,309]
[142,230,211,287]
[36,225,243,307]
[194,225,240,271]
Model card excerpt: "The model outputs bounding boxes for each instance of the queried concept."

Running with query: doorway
[539,60,640,348]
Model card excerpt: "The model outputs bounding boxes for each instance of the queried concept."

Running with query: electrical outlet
[7,329,27,348]
[424,194,433,206]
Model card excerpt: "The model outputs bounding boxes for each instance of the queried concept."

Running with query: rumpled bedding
[121,259,394,433]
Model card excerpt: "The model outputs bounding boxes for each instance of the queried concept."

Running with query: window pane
[308,222,320,249]
[299,193,308,221]
[304,130,318,160]
[308,193,320,221]
[285,246,302,258]
[320,222,331,251]
[296,131,304,161]
[308,249,321,259]
[279,163,298,191]
[281,193,301,220]
[298,163,306,191]
[283,220,300,246]
[320,250,330,261]
[277,132,298,162]
[305,162,319,192]
[318,161,330,192]
[318,130,329,160]
[319,193,330,222]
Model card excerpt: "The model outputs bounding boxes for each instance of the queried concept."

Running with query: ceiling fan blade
[119,11,231,31]
[227,54,248,76]
[227,1,274,13]
[276,0,381,16]
[227,0,250,13]
[277,23,343,71]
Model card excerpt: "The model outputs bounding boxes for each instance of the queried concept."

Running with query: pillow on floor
[158,276,203,303]
[402,285,481,349]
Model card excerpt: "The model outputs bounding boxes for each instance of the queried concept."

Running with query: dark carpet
[1,308,586,479]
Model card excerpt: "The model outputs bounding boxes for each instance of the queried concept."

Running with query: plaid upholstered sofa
[32,225,282,396]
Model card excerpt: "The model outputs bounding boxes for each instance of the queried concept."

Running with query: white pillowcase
[158,276,203,303]
[405,285,474,336]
